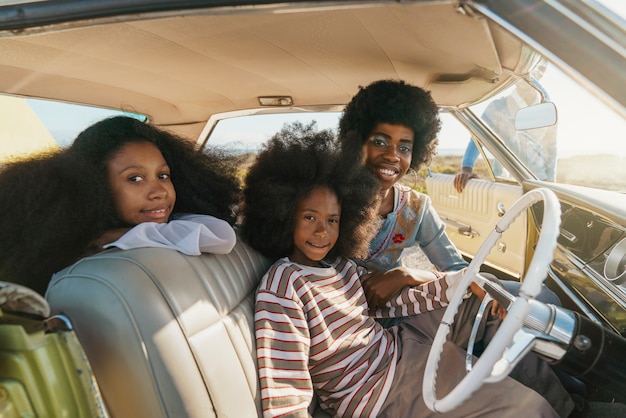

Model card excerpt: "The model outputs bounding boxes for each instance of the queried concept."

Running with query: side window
[1,94,146,163]
[426,112,515,188]
[467,63,626,192]
[421,113,493,189]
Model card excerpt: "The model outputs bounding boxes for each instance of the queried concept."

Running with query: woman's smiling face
[107,141,176,225]
[363,122,414,191]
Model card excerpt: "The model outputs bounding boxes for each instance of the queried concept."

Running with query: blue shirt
[360,184,468,273]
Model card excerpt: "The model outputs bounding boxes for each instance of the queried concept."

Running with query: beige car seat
[46,238,289,417]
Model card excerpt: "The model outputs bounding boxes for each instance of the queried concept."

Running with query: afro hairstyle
[240,121,380,261]
[338,79,440,169]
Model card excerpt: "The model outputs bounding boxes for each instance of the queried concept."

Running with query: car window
[468,78,557,183]
[206,111,467,193]
[206,111,489,194]
[467,62,626,193]
[207,113,341,153]
[206,59,626,197]
[0,94,146,163]
[410,113,479,193]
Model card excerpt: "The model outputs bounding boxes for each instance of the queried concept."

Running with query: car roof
[0,0,623,139]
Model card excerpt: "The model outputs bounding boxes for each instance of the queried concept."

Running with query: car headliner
[0,0,623,140]
[0,1,533,139]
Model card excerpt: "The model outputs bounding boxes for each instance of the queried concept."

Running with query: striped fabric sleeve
[370,268,466,318]
[255,288,314,418]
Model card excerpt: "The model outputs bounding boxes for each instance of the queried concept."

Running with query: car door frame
[427,107,535,278]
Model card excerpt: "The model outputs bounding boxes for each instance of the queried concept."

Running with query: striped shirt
[255,257,460,417]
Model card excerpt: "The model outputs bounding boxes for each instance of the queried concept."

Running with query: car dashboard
[532,190,626,336]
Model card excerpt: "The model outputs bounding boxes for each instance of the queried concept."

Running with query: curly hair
[0,150,108,295]
[338,79,441,169]
[69,116,242,224]
[0,116,242,295]
[240,122,380,261]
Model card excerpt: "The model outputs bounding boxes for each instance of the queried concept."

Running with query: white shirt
[103,213,236,255]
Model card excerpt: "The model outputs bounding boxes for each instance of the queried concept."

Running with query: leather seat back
[46,239,271,418]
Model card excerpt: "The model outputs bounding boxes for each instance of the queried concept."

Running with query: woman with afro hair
[241,122,565,417]
[0,116,242,295]
[338,79,466,313]
[338,79,561,315]
[336,79,572,416]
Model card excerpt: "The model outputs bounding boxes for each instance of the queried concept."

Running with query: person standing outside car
[454,67,558,193]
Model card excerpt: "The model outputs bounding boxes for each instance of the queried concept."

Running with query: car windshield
[468,61,625,193]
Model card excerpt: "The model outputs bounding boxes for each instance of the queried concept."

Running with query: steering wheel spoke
[465,293,493,373]
[486,328,537,382]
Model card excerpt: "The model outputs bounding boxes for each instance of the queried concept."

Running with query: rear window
[0,94,146,163]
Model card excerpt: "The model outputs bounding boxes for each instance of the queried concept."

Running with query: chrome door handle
[497,202,506,217]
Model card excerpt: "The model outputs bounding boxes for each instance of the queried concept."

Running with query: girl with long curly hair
[0,116,241,295]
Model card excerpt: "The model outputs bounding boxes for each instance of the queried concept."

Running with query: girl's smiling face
[107,141,176,225]
[363,122,414,191]
[290,186,341,267]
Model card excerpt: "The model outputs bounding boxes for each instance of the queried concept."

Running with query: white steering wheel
[422,188,561,413]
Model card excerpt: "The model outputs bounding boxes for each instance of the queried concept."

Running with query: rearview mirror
[515,102,557,130]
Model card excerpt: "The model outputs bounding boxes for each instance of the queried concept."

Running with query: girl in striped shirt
[241,122,566,417]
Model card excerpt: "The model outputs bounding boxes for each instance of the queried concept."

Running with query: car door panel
[425,173,526,277]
